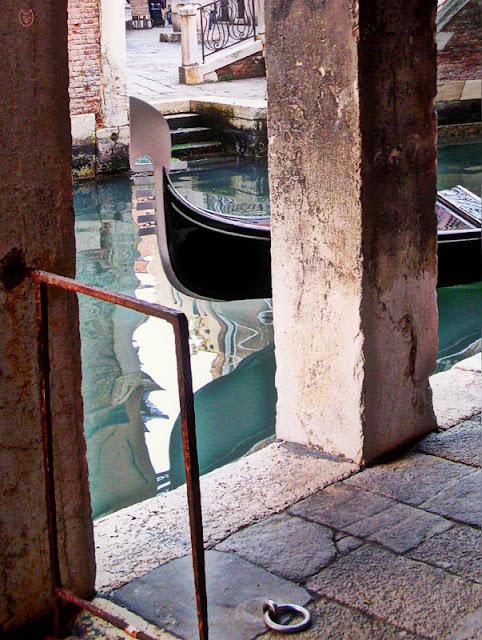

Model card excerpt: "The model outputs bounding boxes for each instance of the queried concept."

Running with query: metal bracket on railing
[31,270,208,640]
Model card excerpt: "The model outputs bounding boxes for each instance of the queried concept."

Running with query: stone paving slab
[216,513,336,582]
[95,442,356,592]
[112,550,310,640]
[415,418,481,467]
[261,596,423,639]
[307,543,482,639]
[446,609,482,640]
[345,452,474,506]
[334,534,364,556]
[126,28,267,103]
[67,598,177,639]
[453,354,481,373]
[430,368,481,429]
[343,501,453,553]
[408,525,481,583]
[436,80,465,101]
[420,469,481,526]
[289,482,394,529]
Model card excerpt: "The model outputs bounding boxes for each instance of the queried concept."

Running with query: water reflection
[75,145,481,518]
[75,179,159,518]
[75,176,274,518]
[172,158,270,217]
[437,142,481,197]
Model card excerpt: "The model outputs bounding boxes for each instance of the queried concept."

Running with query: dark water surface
[75,145,481,518]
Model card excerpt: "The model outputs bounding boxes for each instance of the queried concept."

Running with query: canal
[75,143,481,518]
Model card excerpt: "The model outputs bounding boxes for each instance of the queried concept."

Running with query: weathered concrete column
[0,0,95,631]
[178,5,203,84]
[98,0,130,172]
[265,0,438,464]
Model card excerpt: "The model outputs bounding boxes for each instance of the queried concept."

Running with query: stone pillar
[265,0,438,464]
[171,0,184,33]
[98,0,130,172]
[178,5,203,84]
[255,0,265,35]
[0,0,95,631]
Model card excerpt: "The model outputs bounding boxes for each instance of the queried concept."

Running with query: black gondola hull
[161,170,481,300]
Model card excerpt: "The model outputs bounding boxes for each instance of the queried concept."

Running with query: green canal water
[75,143,481,519]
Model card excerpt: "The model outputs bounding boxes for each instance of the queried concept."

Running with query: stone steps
[165,112,203,129]
[170,126,213,145]
[171,139,225,160]
[165,112,226,160]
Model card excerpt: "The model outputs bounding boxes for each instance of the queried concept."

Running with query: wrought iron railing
[199,0,256,61]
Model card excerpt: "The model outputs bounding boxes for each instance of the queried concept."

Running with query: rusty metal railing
[31,270,208,640]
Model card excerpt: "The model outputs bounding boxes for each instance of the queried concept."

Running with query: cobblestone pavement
[126,27,267,103]
[67,411,481,640]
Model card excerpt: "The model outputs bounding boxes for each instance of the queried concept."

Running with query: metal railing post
[34,279,63,636]
[199,5,206,62]
[174,315,209,640]
[30,270,209,640]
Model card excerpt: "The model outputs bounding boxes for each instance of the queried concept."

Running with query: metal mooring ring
[263,600,311,634]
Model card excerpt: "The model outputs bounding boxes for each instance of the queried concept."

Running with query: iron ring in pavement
[263,600,311,634]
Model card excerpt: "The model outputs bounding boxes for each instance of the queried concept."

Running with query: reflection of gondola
[169,344,277,488]
[162,170,481,300]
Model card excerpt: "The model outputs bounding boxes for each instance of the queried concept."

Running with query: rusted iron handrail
[30,269,208,640]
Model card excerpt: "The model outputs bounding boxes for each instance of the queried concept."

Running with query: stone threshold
[151,96,267,119]
[94,353,480,594]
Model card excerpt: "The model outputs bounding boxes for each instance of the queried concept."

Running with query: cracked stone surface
[420,470,481,526]
[335,535,364,556]
[95,442,355,591]
[415,418,481,466]
[345,453,474,506]
[307,544,482,639]
[343,502,453,553]
[216,513,336,582]
[261,596,422,639]
[289,482,394,529]
[112,550,310,640]
[408,525,481,583]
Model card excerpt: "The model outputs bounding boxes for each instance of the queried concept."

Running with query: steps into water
[166,112,227,161]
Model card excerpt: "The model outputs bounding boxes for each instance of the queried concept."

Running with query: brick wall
[438,0,481,81]
[68,0,101,117]
[216,51,266,81]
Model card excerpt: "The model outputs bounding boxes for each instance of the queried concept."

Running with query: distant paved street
[127,27,267,103]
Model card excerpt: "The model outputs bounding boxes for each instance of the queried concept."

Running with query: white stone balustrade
[178,4,203,84]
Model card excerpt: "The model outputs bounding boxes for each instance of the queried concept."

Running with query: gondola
[161,169,481,300]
